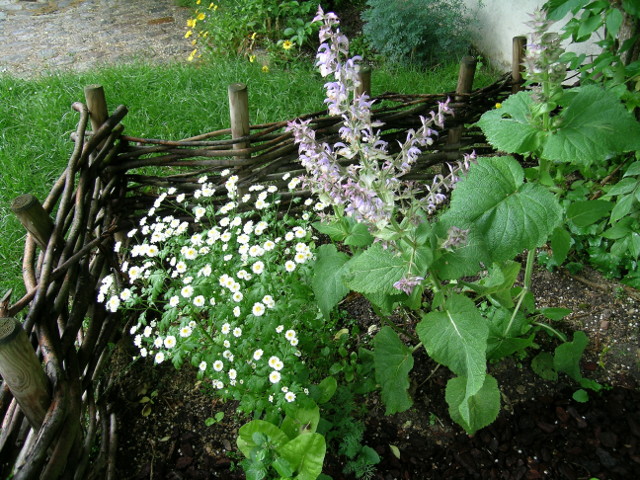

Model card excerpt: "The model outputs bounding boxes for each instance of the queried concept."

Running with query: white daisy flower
[269,371,281,384]
[155,352,165,364]
[285,392,296,402]
[213,360,224,372]
[164,336,176,349]
[253,349,264,361]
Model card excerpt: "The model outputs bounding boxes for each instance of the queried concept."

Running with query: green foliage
[361,0,474,65]
[477,87,640,166]
[237,409,327,480]
[372,327,414,414]
[185,0,320,63]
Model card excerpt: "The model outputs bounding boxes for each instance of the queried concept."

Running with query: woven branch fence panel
[0,43,525,479]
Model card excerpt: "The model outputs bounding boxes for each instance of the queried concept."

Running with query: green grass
[0,57,501,298]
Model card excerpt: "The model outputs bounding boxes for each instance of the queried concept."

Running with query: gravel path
[0,0,192,78]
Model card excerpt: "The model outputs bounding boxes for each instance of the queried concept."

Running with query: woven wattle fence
[0,41,525,479]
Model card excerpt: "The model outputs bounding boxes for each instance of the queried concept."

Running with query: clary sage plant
[290,7,603,435]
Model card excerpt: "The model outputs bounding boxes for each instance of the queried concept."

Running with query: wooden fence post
[84,85,109,134]
[356,66,372,97]
[447,55,477,147]
[0,317,50,430]
[11,194,54,250]
[512,36,527,93]
[228,83,250,160]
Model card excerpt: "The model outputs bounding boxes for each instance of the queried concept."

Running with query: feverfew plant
[98,171,319,416]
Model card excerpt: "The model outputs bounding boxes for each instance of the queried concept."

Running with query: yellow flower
[187,19,196,28]
[282,40,293,50]
[209,2,215,9]
[185,30,193,39]
[188,48,198,62]
[191,39,197,46]
[197,12,206,21]
[495,102,502,109]
[249,55,256,63]
[196,0,201,4]
[262,65,269,73]
[251,32,257,40]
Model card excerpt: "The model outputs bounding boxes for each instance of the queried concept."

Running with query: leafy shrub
[184,0,320,63]
[361,0,474,65]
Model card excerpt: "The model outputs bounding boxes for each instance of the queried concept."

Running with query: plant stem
[504,248,536,337]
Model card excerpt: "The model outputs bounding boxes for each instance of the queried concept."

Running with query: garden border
[0,39,525,479]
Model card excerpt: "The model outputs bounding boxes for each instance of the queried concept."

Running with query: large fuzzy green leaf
[312,244,350,319]
[477,92,543,155]
[277,433,326,480]
[445,374,501,435]
[373,326,414,414]
[443,156,562,262]
[343,243,406,294]
[542,86,640,165]
[478,86,640,166]
[237,420,289,458]
[417,294,488,425]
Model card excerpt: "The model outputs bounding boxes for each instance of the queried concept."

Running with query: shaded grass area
[0,58,500,298]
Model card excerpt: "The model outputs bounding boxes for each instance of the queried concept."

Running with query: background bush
[362,0,475,65]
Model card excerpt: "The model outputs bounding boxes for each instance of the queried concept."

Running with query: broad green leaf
[566,200,613,227]
[544,0,588,20]
[577,12,602,39]
[607,177,638,195]
[443,156,562,262]
[237,420,289,458]
[551,226,572,264]
[417,294,488,423]
[313,377,337,404]
[343,243,406,294]
[553,331,589,382]
[602,217,633,239]
[477,92,543,154]
[281,404,320,440]
[611,194,636,222]
[605,8,623,38]
[272,457,294,478]
[373,327,414,414]
[430,223,489,279]
[312,220,348,241]
[312,244,350,319]
[542,86,640,165]
[345,221,374,247]
[278,433,326,480]
[531,352,558,381]
[623,161,640,177]
[445,375,501,435]
[465,261,521,297]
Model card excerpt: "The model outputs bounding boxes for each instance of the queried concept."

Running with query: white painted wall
[463,0,602,71]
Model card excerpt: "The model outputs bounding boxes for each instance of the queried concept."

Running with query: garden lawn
[0,58,500,298]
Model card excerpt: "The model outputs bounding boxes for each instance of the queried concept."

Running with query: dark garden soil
[109,264,640,480]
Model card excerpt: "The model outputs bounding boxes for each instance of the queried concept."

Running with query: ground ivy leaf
[312,244,350,319]
[417,294,488,424]
[443,156,562,262]
[373,326,414,415]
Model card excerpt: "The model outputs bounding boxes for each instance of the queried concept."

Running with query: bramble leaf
[373,326,414,414]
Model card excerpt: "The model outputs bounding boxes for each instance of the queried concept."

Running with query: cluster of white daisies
[97,170,325,406]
